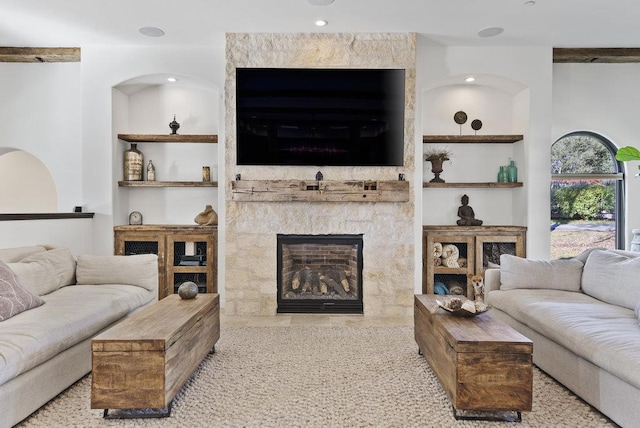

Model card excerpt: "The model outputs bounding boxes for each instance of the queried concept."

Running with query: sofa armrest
[484,268,501,293]
[75,254,158,292]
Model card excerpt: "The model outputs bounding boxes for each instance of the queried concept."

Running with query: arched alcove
[0,149,57,213]
[421,73,529,227]
[111,73,219,225]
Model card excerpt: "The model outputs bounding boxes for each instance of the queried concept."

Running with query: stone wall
[224,33,416,317]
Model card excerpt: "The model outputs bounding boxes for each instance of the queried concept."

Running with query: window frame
[551,131,625,249]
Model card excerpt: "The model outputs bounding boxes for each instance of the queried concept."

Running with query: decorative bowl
[436,299,490,317]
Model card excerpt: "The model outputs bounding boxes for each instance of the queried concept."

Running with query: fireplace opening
[277,234,363,314]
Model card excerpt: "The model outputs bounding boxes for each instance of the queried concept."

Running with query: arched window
[550,132,624,258]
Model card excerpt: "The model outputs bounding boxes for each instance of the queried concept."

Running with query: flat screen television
[236,68,405,166]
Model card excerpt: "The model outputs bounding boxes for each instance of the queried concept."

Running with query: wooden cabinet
[114,225,217,300]
[423,134,523,188]
[422,226,526,298]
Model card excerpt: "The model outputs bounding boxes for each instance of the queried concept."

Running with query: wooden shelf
[0,213,94,221]
[118,134,217,143]
[231,180,409,202]
[423,135,523,144]
[423,182,523,188]
[119,181,218,188]
[433,267,468,275]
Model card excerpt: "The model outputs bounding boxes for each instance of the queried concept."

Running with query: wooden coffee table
[414,294,532,421]
[91,294,220,418]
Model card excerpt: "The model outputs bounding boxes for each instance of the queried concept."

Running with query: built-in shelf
[118,181,218,188]
[117,134,217,143]
[231,180,409,202]
[422,135,523,144]
[423,182,523,188]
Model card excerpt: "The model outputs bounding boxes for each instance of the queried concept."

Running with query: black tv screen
[236,68,405,166]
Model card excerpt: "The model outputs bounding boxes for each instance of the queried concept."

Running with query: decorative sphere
[178,281,199,299]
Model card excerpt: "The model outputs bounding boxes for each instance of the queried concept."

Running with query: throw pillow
[582,249,640,310]
[8,247,76,296]
[0,260,45,321]
[499,254,584,291]
[76,254,158,291]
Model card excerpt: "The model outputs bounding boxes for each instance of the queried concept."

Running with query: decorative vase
[169,114,180,135]
[497,166,507,183]
[427,157,447,183]
[178,281,198,299]
[123,143,143,181]
[507,159,518,183]
[146,160,156,181]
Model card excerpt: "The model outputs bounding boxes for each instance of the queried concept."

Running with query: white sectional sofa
[485,248,640,428]
[0,245,158,428]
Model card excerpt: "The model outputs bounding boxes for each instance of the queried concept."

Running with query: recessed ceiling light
[315,20,328,27]
[307,0,334,5]
[524,0,536,5]
[465,76,476,83]
[138,26,165,37]
[167,77,178,83]
[477,27,504,38]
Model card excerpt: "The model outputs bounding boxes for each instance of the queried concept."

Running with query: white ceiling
[1,0,639,48]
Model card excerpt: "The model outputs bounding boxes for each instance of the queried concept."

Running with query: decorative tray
[436,299,490,317]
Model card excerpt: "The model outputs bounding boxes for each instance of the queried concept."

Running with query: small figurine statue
[194,204,218,225]
[315,171,323,181]
[456,194,483,226]
[169,114,180,135]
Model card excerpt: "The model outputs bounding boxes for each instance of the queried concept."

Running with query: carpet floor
[18,326,615,427]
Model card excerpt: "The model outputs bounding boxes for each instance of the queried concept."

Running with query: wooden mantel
[0,47,80,63]
[231,180,410,202]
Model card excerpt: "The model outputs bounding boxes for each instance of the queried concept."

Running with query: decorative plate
[436,300,490,317]
[453,111,468,124]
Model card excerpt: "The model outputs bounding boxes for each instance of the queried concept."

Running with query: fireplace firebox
[277,234,363,314]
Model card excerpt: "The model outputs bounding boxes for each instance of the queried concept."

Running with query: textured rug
[18,327,615,427]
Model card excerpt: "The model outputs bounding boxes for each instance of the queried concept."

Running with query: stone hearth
[224,33,416,317]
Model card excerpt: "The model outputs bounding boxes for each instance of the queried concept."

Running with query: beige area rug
[19,327,615,428]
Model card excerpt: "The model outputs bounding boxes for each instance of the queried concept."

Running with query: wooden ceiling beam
[0,47,80,63]
[554,48,640,63]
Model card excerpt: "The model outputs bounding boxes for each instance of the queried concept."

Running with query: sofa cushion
[0,283,154,386]
[7,248,76,296]
[499,254,583,292]
[0,260,45,321]
[636,302,640,325]
[582,249,640,310]
[76,254,157,291]
[0,246,47,263]
[488,288,640,390]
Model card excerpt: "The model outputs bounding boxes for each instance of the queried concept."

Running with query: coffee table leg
[209,345,216,354]
[103,401,173,419]
[453,407,521,422]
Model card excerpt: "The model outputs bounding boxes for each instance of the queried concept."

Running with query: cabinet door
[424,232,474,298]
[475,234,525,277]
[166,233,216,298]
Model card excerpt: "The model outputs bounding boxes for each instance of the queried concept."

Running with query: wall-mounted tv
[236,68,405,166]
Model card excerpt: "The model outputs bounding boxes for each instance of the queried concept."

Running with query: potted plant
[616,146,640,177]
[424,148,453,183]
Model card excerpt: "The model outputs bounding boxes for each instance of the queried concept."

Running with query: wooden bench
[414,294,532,421]
[91,294,220,417]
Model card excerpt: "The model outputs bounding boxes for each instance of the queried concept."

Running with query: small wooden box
[91,294,220,410]
[414,295,532,414]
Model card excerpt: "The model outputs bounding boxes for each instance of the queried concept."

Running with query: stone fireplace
[277,234,363,313]
[224,33,416,317]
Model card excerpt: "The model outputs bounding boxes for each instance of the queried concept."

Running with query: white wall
[553,63,640,249]
[0,62,82,212]
[0,62,92,251]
